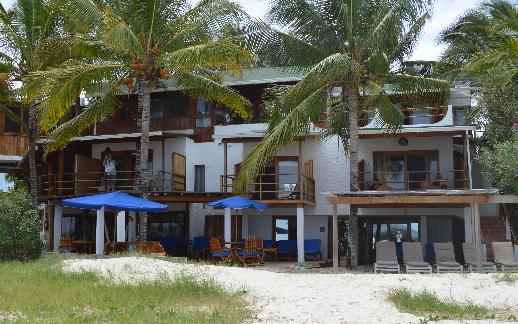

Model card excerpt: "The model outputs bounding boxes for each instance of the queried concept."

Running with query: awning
[62,191,168,212]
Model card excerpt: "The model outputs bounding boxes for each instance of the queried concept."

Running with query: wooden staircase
[481,216,508,262]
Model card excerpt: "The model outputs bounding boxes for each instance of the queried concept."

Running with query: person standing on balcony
[103,153,117,192]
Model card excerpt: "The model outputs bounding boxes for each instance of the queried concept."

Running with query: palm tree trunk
[28,100,38,208]
[346,86,360,268]
[137,77,151,242]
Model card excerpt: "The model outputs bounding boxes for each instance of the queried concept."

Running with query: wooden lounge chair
[209,237,231,263]
[492,242,518,272]
[402,242,432,273]
[237,235,265,266]
[374,241,400,273]
[433,242,463,273]
[462,243,496,272]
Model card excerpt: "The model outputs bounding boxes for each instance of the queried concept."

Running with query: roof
[325,189,518,205]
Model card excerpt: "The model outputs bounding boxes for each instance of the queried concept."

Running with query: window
[195,97,211,128]
[373,151,442,190]
[453,106,469,125]
[3,107,22,133]
[194,165,205,192]
[275,219,289,241]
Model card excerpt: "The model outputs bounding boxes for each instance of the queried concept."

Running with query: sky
[0,0,480,61]
[0,0,480,191]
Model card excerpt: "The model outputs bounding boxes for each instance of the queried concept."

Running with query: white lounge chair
[374,241,400,273]
[402,242,432,273]
[492,242,518,272]
[433,242,463,273]
[462,243,496,273]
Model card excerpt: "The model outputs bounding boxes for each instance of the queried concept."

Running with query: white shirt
[104,160,116,174]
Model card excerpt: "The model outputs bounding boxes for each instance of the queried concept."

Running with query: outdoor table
[71,240,95,254]
[224,242,245,263]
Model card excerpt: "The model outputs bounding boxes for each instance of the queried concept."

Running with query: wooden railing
[359,169,469,191]
[220,173,316,204]
[39,170,186,198]
[82,116,195,136]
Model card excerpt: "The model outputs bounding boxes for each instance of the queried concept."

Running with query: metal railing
[39,170,186,197]
[220,173,316,203]
[359,169,469,191]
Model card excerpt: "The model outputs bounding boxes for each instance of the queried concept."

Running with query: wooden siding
[0,134,28,156]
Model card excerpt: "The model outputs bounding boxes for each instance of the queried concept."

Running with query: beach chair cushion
[263,240,274,248]
[436,261,462,267]
[212,251,231,258]
[376,241,398,263]
[492,242,517,264]
[405,261,430,267]
[466,261,495,267]
[304,239,321,254]
[278,240,297,254]
[376,260,399,266]
[433,243,457,262]
[500,260,518,266]
[402,242,427,263]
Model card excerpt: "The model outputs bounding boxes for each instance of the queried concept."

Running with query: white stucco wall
[359,136,455,188]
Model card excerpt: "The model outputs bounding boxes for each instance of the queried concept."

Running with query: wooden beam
[359,130,465,139]
[327,194,492,205]
[486,195,518,204]
[356,203,470,208]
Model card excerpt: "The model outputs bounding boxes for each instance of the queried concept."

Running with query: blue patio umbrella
[62,191,167,255]
[208,196,268,211]
[62,191,168,212]
[208,196,268,241]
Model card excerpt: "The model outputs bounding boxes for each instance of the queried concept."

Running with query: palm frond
[283,53,358,108]
[56,0,102,33]
[164,40,253,77]
[234,87,326,192]
[102,5,145,58]
[24,60,127,130]
[44,87,120,154]
[174,71,252,119]
[0,105,26,132]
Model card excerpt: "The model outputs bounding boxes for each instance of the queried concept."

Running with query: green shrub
[0,184,43,260]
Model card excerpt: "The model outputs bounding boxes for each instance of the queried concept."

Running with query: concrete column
[420,216,427,246]
[127,212,136,242]
[473,202,482,270]
[297,205,305,265]
[96,207,105,255]
[332,204,338,269]
[464,207,474,243]
[224,207,231,244]
[242,214,249,238]
[53,205,62,253]
[116,211,126,242]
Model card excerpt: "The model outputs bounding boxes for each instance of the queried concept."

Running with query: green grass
[494,273,518,285]
[0,255,252,323]
[387,288,491,321]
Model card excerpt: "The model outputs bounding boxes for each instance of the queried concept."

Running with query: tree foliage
[0,183,43,261]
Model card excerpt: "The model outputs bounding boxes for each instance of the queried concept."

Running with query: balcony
[220,173,316,204]
[359,170,469,191]
[39,170,186,199]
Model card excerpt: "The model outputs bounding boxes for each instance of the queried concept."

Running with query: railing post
[259,175,263,200]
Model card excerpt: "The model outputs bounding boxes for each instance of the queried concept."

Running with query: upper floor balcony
[220,172,315,205]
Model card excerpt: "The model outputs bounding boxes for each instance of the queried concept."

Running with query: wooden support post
[57,150,64,195]
[223,142,228,191]
[332,203,339,269]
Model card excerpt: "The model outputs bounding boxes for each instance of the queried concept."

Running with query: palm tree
[235,0,449,267]
[24,0,253,241]
[439,0,518,86]
[0,0,67,207]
